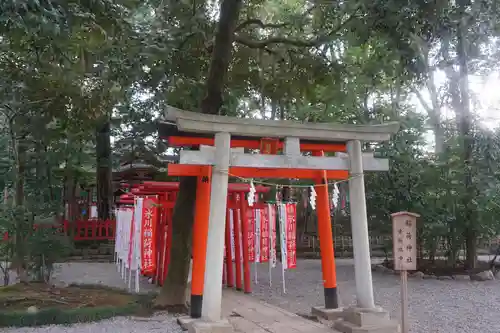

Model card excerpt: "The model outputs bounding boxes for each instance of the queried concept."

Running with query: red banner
[141,196,158,274]
[285,203,297,269]
[247,209,255,262]
[259,208,270,262]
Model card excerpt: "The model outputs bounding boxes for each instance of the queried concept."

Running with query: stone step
[67,254,114,263]
[334,319,400,333]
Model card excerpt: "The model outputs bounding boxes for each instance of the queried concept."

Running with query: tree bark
[200,0,244,116]
[456,1,476,269]
[96,119,112,220]
[154,177,197,308]
[156,0,243,306]
[11,121,28,283]
[411,34,444,155]
[426,72,445,155]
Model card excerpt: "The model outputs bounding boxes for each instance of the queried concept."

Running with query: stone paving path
[222,289,336,333]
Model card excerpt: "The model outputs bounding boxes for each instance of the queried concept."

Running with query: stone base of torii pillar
[312,306,400,333]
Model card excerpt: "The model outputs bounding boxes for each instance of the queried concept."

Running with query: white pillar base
[188,319,234,333]
[178,316,199,331]
[333,307,400,333]
[311,306,345,321]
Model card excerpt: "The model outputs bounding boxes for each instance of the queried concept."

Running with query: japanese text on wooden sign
[141,197,158,274]
[391,212,418,271]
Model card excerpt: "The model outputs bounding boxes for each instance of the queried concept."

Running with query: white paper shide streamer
[332,183,340,208]
[114,197,143,293]
[309,186,316,210]
[278,203,288,293]
[268,204,277,287]
[254,209,261,283]
[248,181,256,207]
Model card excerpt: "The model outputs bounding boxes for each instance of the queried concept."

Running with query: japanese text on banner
[141,197,158,274]
[285,203,297,269]
[259,208,270,262]
[247,209,255,262]
[278,204,288,269]
[268,204,277,268]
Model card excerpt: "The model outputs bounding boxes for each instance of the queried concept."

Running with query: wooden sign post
[391,211,419,333]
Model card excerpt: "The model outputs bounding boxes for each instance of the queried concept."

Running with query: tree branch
[234,11,359,49]
[235,35,321,48]
[235,19,289,32]
[412,87,433,114]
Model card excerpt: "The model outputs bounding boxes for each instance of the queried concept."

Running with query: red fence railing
[2,219,116,242]
[62,219,116,241]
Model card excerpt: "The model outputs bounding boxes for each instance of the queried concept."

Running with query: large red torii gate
[159,106,398,333]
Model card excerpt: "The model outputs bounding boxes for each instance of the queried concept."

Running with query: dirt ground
[0,283,135,312]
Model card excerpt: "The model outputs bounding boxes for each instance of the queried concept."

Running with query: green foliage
[0,284,155,327]
[365,113,500,262]
[0,305,139,328]
[0,205,72,284]
[27,227,73,283]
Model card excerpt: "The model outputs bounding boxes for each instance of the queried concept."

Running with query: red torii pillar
[313,150,338,309]
[190,168,212,318]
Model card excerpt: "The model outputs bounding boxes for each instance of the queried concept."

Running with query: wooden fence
[299,234,498,255]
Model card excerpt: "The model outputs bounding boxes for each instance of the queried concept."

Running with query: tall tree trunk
[10,119,28,282]
[411,33,444,155]
[44,146,55,202]
[156,0,243,307]
[259,49,266,119]
[442,32,468,266]
[96,119,112,220]
[154,177,197,307]
[426,71,445,155]
[456,0,476,269]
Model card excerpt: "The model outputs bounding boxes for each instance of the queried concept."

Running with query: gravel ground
[250,259,500,333]
[3,262,182,333]
[3,314,183,333]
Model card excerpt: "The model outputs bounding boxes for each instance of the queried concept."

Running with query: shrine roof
[160,106,399,143]
[115,162,158,172]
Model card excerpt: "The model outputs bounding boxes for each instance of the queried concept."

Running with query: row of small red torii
[116,181,297,293]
